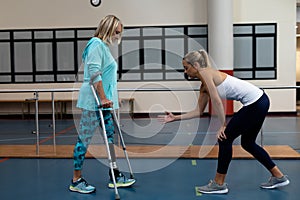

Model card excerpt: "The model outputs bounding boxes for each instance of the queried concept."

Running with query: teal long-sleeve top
[76,37,119,111]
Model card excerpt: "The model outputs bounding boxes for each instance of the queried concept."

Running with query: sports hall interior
[0,0,300,200]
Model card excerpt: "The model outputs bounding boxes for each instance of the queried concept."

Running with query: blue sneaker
[69,178,96,194]
[108,173,136,188]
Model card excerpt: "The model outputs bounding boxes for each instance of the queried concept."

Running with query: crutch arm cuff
[89,72,102,85]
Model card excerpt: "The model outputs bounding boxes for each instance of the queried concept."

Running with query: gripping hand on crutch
[93,82,113,109]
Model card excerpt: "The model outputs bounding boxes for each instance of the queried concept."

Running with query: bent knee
[241,142,256,151]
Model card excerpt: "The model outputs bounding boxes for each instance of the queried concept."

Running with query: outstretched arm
[158,84,209,124]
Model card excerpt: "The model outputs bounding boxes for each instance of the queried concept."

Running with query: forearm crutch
[111,109,135,179]
[89,73,120,200]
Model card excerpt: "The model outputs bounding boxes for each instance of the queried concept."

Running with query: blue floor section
[0,116,299,199]
[0,158,298,200]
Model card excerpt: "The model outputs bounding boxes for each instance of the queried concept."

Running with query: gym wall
[0,0,296,114]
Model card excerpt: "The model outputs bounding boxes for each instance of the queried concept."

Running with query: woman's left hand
[217,126,227,141]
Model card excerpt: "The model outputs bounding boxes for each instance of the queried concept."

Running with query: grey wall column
[207,0,234,115]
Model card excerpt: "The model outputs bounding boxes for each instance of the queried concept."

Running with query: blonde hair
[94,15,123,45]
[183,49,210,68]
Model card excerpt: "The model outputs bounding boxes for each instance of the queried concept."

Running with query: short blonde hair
[94,15,123,45]
[183,49,210,68]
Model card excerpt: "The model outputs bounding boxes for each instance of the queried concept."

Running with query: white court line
[258,131,300,134]
[0,132,298,142]
[0,135,77,142]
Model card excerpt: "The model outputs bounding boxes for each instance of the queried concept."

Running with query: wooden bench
[23,99,73,119]
[119,98,135,118]
[0,98,134,119]
[0,99,72,119]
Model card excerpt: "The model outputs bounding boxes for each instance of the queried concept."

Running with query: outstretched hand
[157,111,176,124]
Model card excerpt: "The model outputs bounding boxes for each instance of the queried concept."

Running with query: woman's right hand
[158,111,176,124]
[101,98,113,108]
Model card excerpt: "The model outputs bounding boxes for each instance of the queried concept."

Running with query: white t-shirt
[216,74,263,106]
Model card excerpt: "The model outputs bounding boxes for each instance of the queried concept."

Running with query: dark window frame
[233,23,277,80]
[0,23,277,84]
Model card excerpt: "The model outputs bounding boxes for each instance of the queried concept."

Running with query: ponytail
[184,49,210,68]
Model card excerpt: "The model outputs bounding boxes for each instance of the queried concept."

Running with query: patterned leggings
[73,109,115,170]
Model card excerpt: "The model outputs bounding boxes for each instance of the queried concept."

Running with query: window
[116,26,208,81]
[0,23,276,83]
[233,23,277,79]
[0,28,92,83]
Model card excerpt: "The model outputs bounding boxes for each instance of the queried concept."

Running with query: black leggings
[217,93,276,174]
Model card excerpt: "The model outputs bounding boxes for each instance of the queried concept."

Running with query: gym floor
[0,115,299,200]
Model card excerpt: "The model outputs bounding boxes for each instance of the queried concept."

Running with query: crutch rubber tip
[115,194,120,200]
